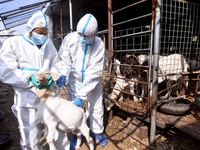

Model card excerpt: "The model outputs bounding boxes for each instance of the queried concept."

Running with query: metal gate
[105,0,200,114]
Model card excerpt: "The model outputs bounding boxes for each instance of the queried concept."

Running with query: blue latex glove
[44,75,54,90]
[74,97,83,107]
[30,74,43,89]
[56,75,66,88]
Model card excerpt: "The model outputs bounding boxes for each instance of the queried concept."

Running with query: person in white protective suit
[0,11,62,150]
[56,13,108,147]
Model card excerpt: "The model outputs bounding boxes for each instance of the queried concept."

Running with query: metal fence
[160,0,200,59]
[106,0,200,114]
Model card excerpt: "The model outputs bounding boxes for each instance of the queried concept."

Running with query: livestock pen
[103,0,200,146]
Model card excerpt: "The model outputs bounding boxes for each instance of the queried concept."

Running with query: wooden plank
[172,121,200,141]
[156,112,200,141]
[142,115,167,129]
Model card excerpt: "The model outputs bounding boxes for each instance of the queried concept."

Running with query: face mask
[77,34,94,45]
[31,32,48,45]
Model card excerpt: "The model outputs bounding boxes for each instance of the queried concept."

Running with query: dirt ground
[1,82,200,150]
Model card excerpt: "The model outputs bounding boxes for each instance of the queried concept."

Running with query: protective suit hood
[26,11,48,33]
[76,14,98,38]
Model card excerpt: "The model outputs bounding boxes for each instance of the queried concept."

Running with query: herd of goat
[107,53,200,104]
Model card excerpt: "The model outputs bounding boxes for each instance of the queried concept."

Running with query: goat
[137,54,163,65]
[108,56,145,102]
[108,75,129,101]
[138,54,189,98]
[35,71,94,150]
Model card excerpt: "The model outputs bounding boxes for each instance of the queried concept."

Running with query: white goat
[107,59,128,102]
[35,71,94,150]
[108,75,129,101]
[158,54,189,82]
[138,54,149,65]
[138,54,163,65]
[138,54,189,97]
[108,57,145,102]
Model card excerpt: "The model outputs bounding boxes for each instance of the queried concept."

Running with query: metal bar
[110,74,148,85]
[0,4,43,23]
[115,25,151,34]
[2,8,40,20]
[150,0,161,146]
[0,15,7,30]
[0,0,14,4]
[108,0,113,60]
[5,15,32,26]
[113,30,151,40]
[107,0,113,101]
[113,13,151,27]
[0,35,16,37]
[2,6,40,17]
[113,0,149,14]
[97,29,108,35]
[148,1,155,111]
[0,0,58,15]
[69,0,73,32]
[157,82,181,96]
[158,72,187,77]
[4,20,27,30]
[110,85,149,100]
[113,48,150,52]
[109,98,147,115]
[18,0,58,10]
[60,9,63,41]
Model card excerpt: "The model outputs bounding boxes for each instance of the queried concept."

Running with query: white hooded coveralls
[0,11,61,150]
[59,14,105,134]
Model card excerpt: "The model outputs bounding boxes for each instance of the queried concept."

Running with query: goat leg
[71,129,82,149]
[80,125,94,150]
[46,124,57,150]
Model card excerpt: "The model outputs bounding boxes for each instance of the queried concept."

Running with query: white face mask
[77,34,94,45]
[31,32,48,45]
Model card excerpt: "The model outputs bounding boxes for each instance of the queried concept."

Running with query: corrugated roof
[0,0,59,31]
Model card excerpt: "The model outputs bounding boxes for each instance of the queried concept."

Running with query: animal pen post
[105,0,200,147]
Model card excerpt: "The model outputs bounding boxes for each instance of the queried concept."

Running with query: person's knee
[19,122,43,149]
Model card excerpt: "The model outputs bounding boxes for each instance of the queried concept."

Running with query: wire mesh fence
[105,0,200,115]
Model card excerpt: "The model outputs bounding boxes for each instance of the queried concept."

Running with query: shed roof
[0,0,59,31]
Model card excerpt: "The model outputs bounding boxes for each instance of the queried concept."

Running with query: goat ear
[51,73,60,81]
[37,89,47,98]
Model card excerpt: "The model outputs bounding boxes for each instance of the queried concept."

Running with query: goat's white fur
[138,54,163,65]
[108,75,129,101]
[36,71,94,150]
[138,54,189,97]
[157,54,189,83]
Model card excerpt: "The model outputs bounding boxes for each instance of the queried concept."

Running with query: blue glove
[30,74,43,89]
[44,75,54,90]
[74,97,83,107]
[56,75,66,88]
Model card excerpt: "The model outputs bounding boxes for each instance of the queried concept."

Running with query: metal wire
[160,0,200,60]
